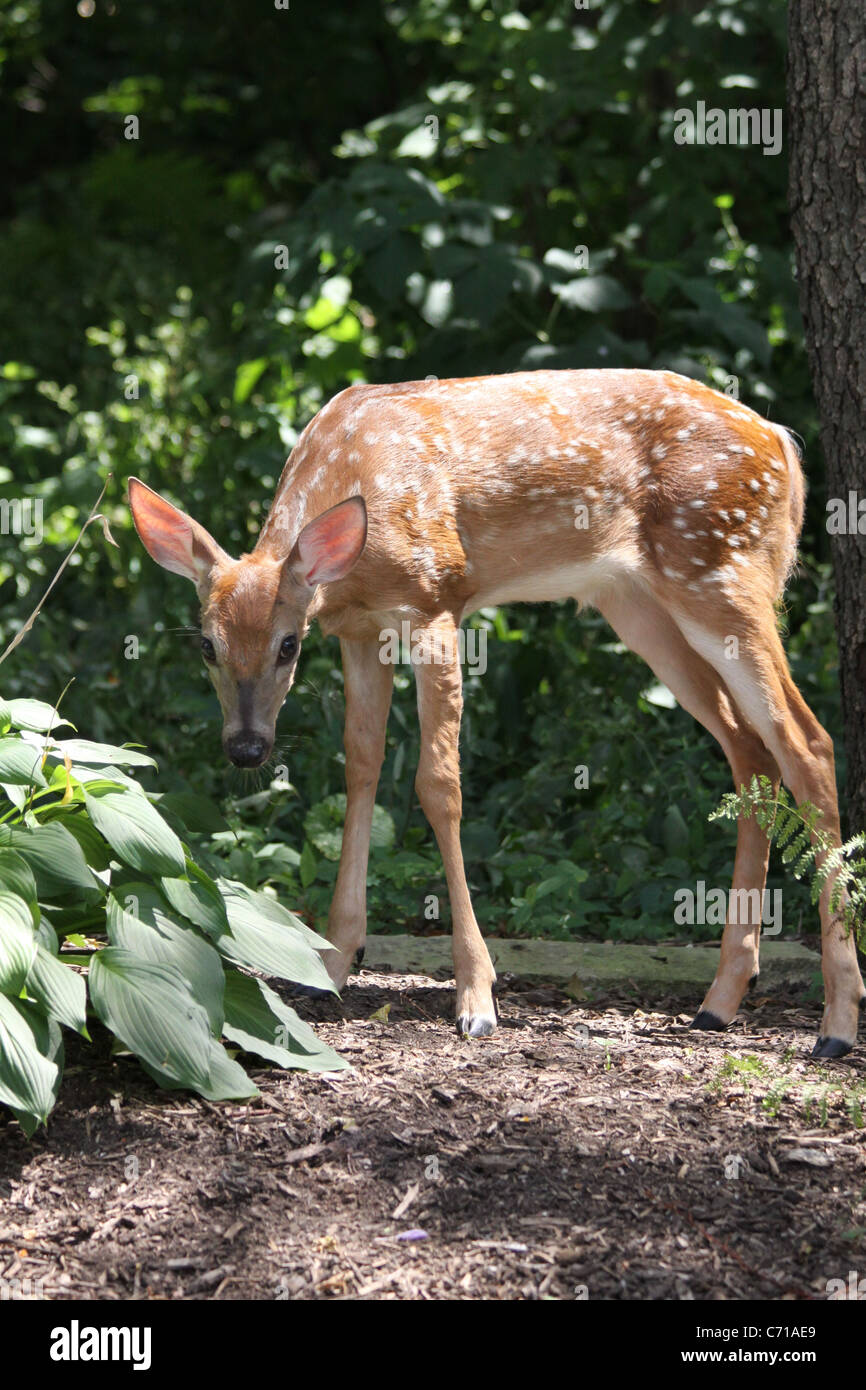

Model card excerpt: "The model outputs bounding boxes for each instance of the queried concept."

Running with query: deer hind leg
[324,637,394,991]
[597,585,780,1028]
[413,614,497,1036]
[673,600,866,1058]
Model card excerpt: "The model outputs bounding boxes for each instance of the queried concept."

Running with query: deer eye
[201,636,217,663]
[278,634,298,664]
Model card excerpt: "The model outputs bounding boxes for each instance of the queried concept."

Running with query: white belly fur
[463,549,645,619]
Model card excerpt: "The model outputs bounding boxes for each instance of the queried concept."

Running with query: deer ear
[288,496,367,589]
[128,478,229,586]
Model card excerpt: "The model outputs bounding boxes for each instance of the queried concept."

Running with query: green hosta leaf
[55,809,113,872]
[107,887,225,1035]
[216,881,336,991]
[0,849,39,926]
[223,971,348,1071]
[219,878,333,951]
[36,917,59,954]
[141,1039,258,1101]
[0,737,47,788]
[48,739,156,768]
[0,889,37,991]
[161,860,229,937]
[60,765,133,791]
[89,948,213,1091]
[0,783,26,810]
[0,821,99,899]
[24,946,88,1035]
[83,786,185,877]
[0,994,62,1131]
[2,699,72,733]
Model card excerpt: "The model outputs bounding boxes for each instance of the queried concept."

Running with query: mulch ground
[2,967,866,1301]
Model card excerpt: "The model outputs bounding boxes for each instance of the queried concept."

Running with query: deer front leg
[413,615,497,1036]
[324,638,394,990]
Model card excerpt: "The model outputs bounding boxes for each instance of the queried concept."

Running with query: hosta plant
[0,695,347,1135]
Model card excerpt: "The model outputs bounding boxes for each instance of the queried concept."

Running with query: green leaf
[216,881,336,991]
[395,121,438,159]
[233,356,268,403]
[419,278,453,327]
[304,794,395,861]
[161,860,229,937]
[48,739,156,768]
[89,948,213,1091]
[223,971,348,1071]
[0,783,26,810]
[673,275,770,365]
[2,699,73,733]
[141,1038,258,1101]
[107,887,225,1035]
[0,737,47,787]
[302,801,339,859]
[57,764,132,791]
[553,274,631,312]
[0,821,99,899]
[56,810,113,871]
[36,917,59,954]
[0,889,37,992]
[663,805,691,857]
[83,786,185,877]
[24,946,89,1036]
[156,792,228,835]
[0,849,39,926]
[642,681,677,709]
[0,994,61,1130]
[300,840,317,887]
[218,878,333,951]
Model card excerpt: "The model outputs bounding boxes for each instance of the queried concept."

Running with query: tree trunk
[788,0,866,835]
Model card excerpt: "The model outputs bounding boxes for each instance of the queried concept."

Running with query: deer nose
[225,732,270,768]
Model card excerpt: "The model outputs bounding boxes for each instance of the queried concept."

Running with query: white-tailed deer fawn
[129,369,865,1053]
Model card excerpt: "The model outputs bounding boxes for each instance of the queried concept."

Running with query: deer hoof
[456,1012,497,1038]
[811,1035,853,1060]
[690,1009,727,1032]
[285,982,333,1000]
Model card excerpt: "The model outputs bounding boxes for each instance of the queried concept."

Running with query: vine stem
[0,475,117,668]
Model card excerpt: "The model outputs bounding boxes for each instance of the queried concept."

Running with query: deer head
[128,478,367,768]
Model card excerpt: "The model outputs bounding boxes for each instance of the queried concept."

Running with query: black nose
[225,733,270,768]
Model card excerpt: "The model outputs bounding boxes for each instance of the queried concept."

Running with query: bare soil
[2,968,866,1302]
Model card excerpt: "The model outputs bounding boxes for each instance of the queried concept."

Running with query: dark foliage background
[0,0,839,944]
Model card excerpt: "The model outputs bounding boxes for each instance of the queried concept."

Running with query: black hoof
[811,1035,853,1060]
[285,982,333,1000]
[690,1009,727,1032]
[456,1013,497,1038]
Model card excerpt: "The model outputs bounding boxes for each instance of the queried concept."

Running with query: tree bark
[788,0,866,834]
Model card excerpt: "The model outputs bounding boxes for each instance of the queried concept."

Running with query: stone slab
[360,935,820,994]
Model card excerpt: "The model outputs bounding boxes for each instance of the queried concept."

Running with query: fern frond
[708,781,866,947]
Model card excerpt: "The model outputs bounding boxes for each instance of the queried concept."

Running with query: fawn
[129,369,865,1054]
